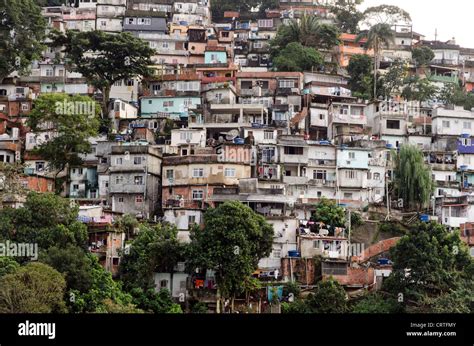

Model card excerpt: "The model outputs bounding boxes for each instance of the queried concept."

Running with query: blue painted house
[140,96,202,119]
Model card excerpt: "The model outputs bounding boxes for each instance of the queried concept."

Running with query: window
[460,138,472,146]
[115,176,124,184]
[367,172,372,180]
[224,168,236,177]
[345,171,357,179]
[112,258,119,266]
[279,80,295,88]
[192,168,204,177]
[126,79,134,87]
[344,192,353,199]
[463,121,472,129]
[163,101,174,107]
[313,170,327,180]
[101,157,108,164]
[45,69,53,77]
[442,120,450,128]
[35,162,45,172]
[264,131,274,140]
[21,103,29,111]
[253,41,263,49]
[386,120,400,129]
[134,156,144,165]
[258,19,273,28]
[134,176,144,185]
[114,80,122,87]
[180,131,193,141]
[374,172,381,180]
[118,197,124,203]
[284,147,303,155]
[272,249,281,258]
[160,280,168,289]
[348,152,355,159]
[135,195,144,204]
[115,157,123,165]
[166,169,174,180]
[72,184,79,191]
[317,191,322,198]
[192,190,204,200]
[188,215,196,225]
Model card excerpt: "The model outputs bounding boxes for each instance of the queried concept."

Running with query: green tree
[362,5,411,26]
[306,279,348,313]
[0,257,20,278]
[129,287,182,314]
[438,83,469,107]
[187,201,273,312]
[356,24,395,99]
[347,54,374,99]
[50,30,154,118]
[273,42,323,72]
[0,192,88,250]
[27,94,100,186]
[39,244,93,293]
[393,146,434,211]
[412,46,435,67]
[120,223,186,291]
[69,256,138,313]
[311,197,346,232]
[0,262,66,313]
[384,222,473,310]
[330,0,364,34]
[0,0,46,81]
[271,15,341,53]
[380,59,409,99]
[351,293,402,313]
[402,76,438,105]
[282,279,347,313]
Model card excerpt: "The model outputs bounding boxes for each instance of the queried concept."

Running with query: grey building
[109,143,162,219]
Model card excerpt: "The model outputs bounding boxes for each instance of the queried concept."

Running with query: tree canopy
[50,30,154,117]
[282,279,348,313]
[119,222,187,291]
[412,46,435,66]
[0,0,46,81]
[0,192,88,250]
[27,94,100,179]
[347,54,374,99]
[187,201,273,303]
[330,0,364,34]
[271,15,341,53]
[383,222,473,312]
[393,145,434,211]
[311,197,346,233]
[273,42,323,72]
[0,262,67,313]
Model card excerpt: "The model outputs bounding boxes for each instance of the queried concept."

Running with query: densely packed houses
[1,0,474,300]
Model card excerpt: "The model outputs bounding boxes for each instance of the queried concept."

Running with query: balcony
[430,163,456,171]
[308,159,336,167]
[283,176,308,185]
[428,74,458,84]
[331,113,367,125]
[310,179,337,188]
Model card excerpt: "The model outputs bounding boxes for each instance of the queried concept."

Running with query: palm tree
[356,23,395,99]
[273,14,340,52]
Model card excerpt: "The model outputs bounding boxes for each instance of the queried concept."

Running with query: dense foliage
[0,0,46,80]
[187,201,273,302]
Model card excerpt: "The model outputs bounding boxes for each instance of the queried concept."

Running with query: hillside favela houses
[0,0,473,317]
